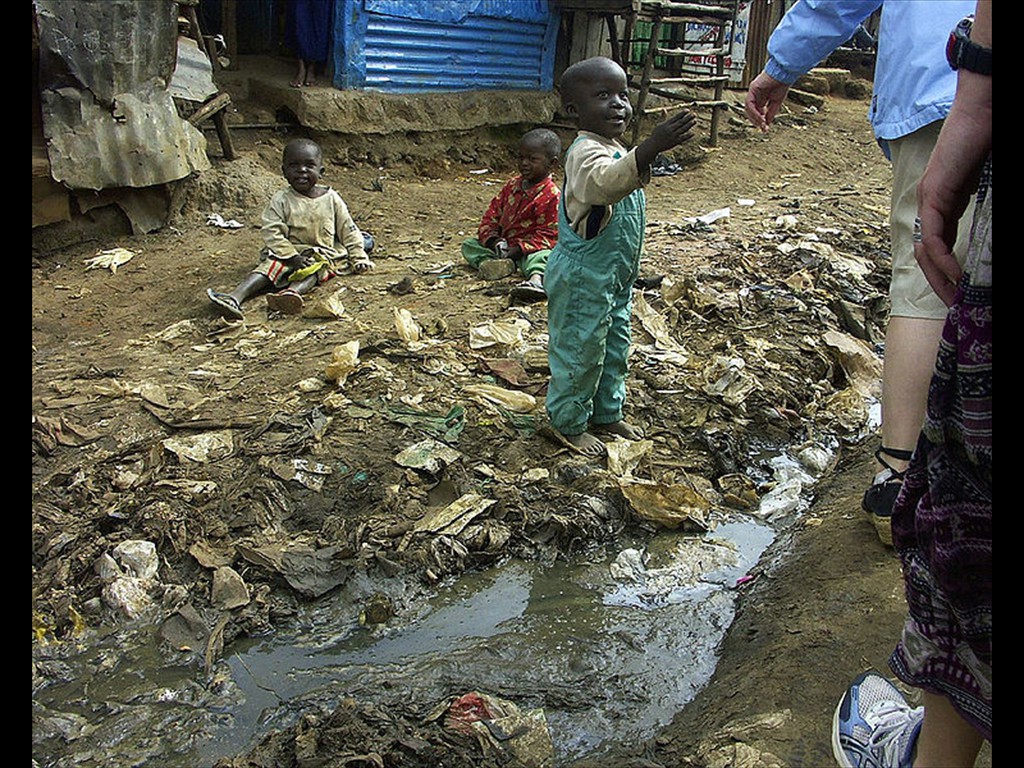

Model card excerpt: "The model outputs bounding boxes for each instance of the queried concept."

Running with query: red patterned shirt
[477,174,560,255]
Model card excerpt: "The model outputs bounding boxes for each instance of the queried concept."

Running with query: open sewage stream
[32,437,848,768]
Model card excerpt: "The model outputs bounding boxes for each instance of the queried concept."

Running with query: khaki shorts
[888,122,976,319]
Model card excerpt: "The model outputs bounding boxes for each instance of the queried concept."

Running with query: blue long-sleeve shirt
[765,0,974,142]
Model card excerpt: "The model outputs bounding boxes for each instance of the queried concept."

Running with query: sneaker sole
[831,694,856,768]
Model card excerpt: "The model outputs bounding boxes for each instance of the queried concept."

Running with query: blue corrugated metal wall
[335,0,558,92]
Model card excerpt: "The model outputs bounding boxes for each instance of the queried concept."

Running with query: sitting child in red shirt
[461,128,561,302]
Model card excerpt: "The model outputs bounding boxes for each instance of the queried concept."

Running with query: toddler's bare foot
[593,420,644,440]
[563,430,606,456]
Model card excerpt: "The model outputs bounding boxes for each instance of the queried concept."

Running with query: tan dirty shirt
[260,186,367,265]
[561,130,651,239]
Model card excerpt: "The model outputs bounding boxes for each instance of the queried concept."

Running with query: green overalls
[545,139,645,436]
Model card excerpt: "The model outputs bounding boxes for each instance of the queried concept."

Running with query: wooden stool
[176,0,236,159]
[187,92,236,160]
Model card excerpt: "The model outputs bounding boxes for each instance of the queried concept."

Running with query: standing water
[33,516,775,767]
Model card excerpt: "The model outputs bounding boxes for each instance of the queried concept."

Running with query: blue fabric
[545,141,645,435]
[286,0,332,63]
[765,0,974,141]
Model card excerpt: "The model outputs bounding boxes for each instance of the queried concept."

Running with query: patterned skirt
[889,158,992,741]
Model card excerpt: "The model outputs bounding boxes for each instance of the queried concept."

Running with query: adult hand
[745,72,790,132]
[913,2,992,308]
[913,215,963,308]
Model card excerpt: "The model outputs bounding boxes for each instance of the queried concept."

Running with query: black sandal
[861,447,913,545]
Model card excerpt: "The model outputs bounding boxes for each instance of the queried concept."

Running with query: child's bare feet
[593,420,644,440]
[563,430,606,456]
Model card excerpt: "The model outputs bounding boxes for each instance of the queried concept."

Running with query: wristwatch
[946,16,992,75]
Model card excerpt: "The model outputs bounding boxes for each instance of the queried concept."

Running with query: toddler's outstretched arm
[635,109,696,172]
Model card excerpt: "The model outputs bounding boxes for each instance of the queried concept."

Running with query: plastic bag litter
[430,691,554,768]
[462,383,536,413]
[605,438,653,478]
[822,329,882,396]
[633,292,688,360]
[301,287,346,319]
[619,481,710,531]
[412,493,496,535]
[394,438,462,474]
[702,356,759,406]
[84,247,137,273]
[325,341,360,386]
[206,213,244,229]
[756,453,815,519]
[469,319,530,350]
[259,456,333,491]
[393,307,422,343]
[795,441,835,476]
[683,207,731,228]
[162,430,234,463]
[716,473,760,510]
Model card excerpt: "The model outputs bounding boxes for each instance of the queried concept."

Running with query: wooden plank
[650,75,730,84]
[642,101,728,112]
[631,15,663,145]
[211,110,237,160]
[639,1,735,17]
[656,45,730,57]
[187,92,231,126]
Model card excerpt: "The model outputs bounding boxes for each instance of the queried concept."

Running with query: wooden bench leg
[211,110,236,160]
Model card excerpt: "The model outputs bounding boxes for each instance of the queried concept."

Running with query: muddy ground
[32,67,991,767]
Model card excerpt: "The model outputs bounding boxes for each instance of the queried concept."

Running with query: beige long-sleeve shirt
[260,186,367,264]
[561,131,651,239]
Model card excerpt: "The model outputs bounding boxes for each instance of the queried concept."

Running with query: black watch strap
[958,37,992,75]
[948,16,992,75]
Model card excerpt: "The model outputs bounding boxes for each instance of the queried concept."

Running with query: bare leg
[289,274,318,295]
[228,273,272,307]
[876,316,945,475]
[292,59,306,87]
[913,692,983,768]
[304,61,317,86]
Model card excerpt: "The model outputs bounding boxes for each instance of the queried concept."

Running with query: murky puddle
[216,517,773,762]
[33,518,773,767]
[34,438,845,768]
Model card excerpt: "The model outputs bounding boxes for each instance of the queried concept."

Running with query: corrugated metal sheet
[336,0,558,92]
[34,0,211,191]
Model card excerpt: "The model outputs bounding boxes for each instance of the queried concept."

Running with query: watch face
[946,32,958,68]
[947,15,991,75]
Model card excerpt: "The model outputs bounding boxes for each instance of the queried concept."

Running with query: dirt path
[32,84,990,767]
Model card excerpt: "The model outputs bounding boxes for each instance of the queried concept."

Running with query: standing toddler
[546,56,696,455]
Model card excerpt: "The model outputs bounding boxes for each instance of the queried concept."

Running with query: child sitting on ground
[207,137,373,320]
[461,128,561,302]
[545,56,696,455]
